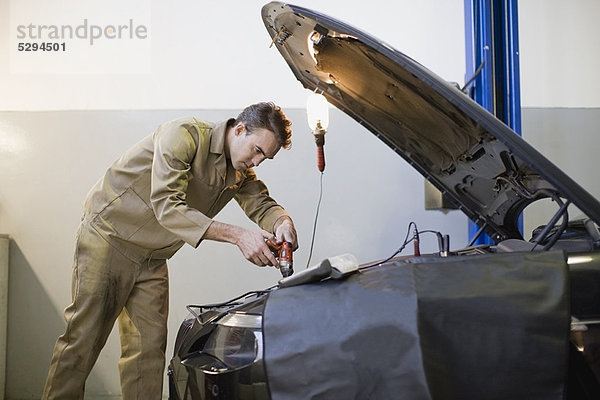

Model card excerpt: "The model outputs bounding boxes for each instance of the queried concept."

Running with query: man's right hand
[235,229,279,267]
[203,221,279,267]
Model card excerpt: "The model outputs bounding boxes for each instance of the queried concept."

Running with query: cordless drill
[267,241,294,277]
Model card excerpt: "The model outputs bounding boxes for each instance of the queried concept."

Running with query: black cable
[419,229,442,235]
[530,195,570,251]
[414,229,449,256]
[543,203,570,250]
[361,221,417,270]
[305,171,324,268]
[461,59,486,92]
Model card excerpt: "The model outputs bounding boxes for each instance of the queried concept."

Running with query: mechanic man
[42,102,298,399]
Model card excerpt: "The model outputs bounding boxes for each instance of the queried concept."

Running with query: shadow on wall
[6,239,113,399]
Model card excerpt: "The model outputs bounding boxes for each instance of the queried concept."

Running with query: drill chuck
[279,261,294,277]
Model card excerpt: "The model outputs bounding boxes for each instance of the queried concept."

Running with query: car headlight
[202,313,263,370]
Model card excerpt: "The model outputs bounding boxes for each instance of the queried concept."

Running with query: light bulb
[306,92,329,131]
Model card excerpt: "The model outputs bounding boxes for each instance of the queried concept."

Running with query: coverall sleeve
[235,169,289,233]
[149,122,211,247]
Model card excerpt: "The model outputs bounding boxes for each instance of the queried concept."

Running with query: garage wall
[521,108,600,236]
[2,0,598,111]
[0,0,466,111]
[519,0,600,108]
[518,0,600,234]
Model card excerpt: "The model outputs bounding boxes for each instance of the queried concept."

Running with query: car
[167,2,600,399]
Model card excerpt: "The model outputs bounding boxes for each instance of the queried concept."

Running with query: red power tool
[267,241,294,277]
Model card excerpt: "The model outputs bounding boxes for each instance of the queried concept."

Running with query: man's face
[229,123,281,171]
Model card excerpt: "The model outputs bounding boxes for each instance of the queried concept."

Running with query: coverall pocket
[94,187,155,240]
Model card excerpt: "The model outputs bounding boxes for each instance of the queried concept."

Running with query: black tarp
[263,251,569,400]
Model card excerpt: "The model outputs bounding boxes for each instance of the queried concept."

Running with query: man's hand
[274,216,298,250]
[235,229,280,267]
[203,221,279,267]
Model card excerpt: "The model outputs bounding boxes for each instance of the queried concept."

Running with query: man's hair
[234,102,292,150]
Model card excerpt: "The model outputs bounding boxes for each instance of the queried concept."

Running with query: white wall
[0,0,466,111]
[1,0,599,399]
[4,0,598,110]
[519,0,600,108]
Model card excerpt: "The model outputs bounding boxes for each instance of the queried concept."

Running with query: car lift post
[464,0,523,244]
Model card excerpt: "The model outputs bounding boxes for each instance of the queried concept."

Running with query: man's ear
[234,123,246,136]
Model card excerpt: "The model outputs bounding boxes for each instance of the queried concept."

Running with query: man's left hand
[274,217,298,250]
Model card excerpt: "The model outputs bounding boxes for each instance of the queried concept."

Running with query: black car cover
[262,251,569,400]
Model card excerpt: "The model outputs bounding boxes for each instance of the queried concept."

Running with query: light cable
[305,171,324,268]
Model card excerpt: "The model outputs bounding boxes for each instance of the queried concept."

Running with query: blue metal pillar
[464,0,522,244]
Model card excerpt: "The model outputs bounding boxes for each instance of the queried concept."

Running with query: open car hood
[261,2,600,241]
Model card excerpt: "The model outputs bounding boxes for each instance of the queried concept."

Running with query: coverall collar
[211,118,246,186]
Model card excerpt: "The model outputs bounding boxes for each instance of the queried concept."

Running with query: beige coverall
[42,118,289,399]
